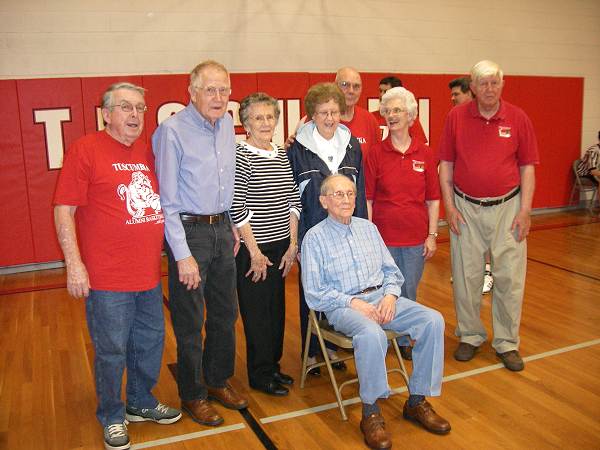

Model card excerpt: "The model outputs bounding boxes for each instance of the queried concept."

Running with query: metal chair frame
[300,309,410,420]
[569,159,598,214]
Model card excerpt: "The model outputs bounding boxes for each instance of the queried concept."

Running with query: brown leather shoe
[496,350,525,371]
[207,383,248,410]
[181,399,223,426]
[453,342,478,361]
[403,400,451,435]
[360,413,392,449]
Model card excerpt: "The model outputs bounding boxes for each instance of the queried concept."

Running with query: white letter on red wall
[34,108,71,169]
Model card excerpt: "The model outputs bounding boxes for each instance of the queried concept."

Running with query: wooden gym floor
[1,210,599,450]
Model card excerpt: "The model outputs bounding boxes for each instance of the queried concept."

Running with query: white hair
[380,87,418,122]
[470,60,504,83]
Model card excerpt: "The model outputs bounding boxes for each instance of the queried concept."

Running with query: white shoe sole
[104,440,130,450]
[125,411,182,424]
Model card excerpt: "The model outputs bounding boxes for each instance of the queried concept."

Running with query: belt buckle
[208,214,218,224]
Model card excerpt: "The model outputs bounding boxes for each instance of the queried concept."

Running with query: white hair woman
[364,86,441,360]
[231,92,302,396]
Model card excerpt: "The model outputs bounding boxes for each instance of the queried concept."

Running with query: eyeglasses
[327,191,356,200]
[250,114,276,122]
[315,110,341,119]
[338,81,362,91]
[111,102,148,114]
[382,107,407,116]
[195,85,232,97]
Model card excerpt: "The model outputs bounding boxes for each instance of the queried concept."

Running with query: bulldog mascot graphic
[117,171,162,218]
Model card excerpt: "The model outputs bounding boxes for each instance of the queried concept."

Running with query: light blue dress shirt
[301,216,403,313]
[152,103,236,261]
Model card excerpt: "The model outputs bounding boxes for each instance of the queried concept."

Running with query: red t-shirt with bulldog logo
[54,131,164,291]
[365,137,441,246]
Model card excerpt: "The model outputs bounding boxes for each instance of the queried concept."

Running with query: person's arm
[152,125,199,290]
[439,160,466,235]
[279,212,299,278]
[374,226,401,324]
[237,223,272,282]
[54,205,90,298]
[423,199,440,259]
[511,164,535,242]
[366,199,373,221]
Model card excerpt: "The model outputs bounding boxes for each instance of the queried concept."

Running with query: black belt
[353,284,383,296]
[454,187,520,207]
[180,212,227,225]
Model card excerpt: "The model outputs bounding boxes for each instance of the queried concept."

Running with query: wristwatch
[428,232,438,238]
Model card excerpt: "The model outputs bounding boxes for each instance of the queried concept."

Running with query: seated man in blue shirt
[301,174,450,449]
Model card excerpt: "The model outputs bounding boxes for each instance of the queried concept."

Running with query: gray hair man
[54,82,181,450]
[439,60,540,371]
[153,60,248,428]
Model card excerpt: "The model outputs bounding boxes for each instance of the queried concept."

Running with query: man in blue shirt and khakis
[302,174,450,450]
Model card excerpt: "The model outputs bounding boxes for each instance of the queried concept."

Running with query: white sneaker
[483,272,494,294]
[104,422,129,450]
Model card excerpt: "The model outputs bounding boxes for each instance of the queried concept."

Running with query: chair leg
[300,319,313,389]
[311,313,348,420]
[568,184,577,206]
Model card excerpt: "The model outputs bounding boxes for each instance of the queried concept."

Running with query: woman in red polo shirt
[365,87,441,360]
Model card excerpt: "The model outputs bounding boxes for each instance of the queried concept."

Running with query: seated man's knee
[354,321,387,347]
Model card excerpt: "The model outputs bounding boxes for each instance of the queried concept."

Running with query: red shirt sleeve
[438,109,456,162]
[53,140,91,207]
[424,147,441,201]
[516,111,540,166]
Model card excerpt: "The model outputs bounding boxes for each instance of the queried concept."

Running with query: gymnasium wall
[0,0,597,268]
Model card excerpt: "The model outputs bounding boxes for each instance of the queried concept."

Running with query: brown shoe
[453,342,478,361]
[207,382,248,410]
[496,350,525,371]
[403,400,451,435]
[360,413,392,449]
[181,399,223,426]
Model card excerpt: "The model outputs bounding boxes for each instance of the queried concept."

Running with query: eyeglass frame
[337,81,362,91]
[193,85,232,97]
[109,101,148,114]
[326,190,357,200]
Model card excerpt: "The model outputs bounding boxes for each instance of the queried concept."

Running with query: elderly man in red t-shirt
[438,60,539,372]
[54,82,181,450]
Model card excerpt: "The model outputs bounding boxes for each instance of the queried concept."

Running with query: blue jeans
[85,283,165,427]
[387,245,425,345]
[326,290,444,404]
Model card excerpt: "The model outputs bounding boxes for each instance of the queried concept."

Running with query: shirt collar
[382,136,417,155]
[325,215,353,236]
[468,99,506,121]
[240,141,279,158]
[186,102,222,131]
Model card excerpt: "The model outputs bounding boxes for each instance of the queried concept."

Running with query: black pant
[166,220,238,401]
[236,238,288,385]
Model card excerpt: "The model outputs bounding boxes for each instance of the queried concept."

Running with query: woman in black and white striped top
[231,92,302,396]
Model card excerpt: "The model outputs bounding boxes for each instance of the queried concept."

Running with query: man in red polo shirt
[438,60,539,372]
[335,67,382,157]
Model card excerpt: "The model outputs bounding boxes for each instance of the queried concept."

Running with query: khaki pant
[450,191,526,353]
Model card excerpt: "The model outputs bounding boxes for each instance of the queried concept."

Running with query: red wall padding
[0,73,583,267]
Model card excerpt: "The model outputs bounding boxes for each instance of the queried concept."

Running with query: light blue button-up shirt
[152,103,236,260]
[301,216,403,313]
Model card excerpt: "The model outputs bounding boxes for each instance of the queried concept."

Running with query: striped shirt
[576,144,600,176]
[231,142,302,244]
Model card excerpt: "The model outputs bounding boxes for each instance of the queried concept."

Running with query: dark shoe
[360,413,392,449]
[453,342,478,361]
[307,366,321,376]
[332,361,347,371]
[250,380,289,396]
[403,400,451,435]
[207,383,248,410]
[496,350,525,371]
[181,399,224,426]
[273,371,294,385]
[399,345,413,361]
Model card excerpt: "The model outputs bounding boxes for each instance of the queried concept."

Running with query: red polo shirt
[438,100,539,198]
[365,137,441,246]
[341,106,381,157]
[372,110,428,144]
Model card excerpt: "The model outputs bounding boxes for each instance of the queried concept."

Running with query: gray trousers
[450,191,527,353]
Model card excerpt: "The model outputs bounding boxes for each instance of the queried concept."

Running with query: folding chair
[300,309,410,420]
[569,159,598,214]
